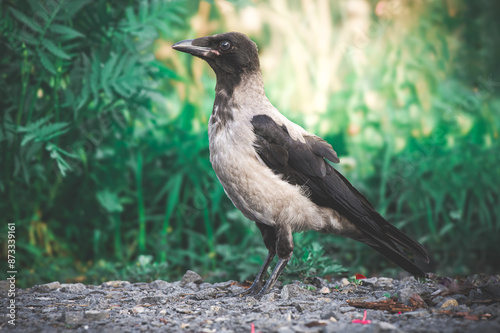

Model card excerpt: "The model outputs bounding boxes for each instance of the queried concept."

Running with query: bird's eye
[219,40,231,51]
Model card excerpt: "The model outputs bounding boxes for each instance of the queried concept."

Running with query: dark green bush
[1,0,499,288]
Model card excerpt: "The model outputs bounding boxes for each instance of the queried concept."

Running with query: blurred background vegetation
[1,0,499,288]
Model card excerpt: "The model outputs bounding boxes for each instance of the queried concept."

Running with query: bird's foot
[232,281,264,297]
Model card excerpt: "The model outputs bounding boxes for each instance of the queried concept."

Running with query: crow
[172,32,430,298]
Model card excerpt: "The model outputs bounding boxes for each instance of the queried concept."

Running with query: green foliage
[0,0,499,288]
[0,0,210,286]
[86,255,170,284]
[285,235,347,282]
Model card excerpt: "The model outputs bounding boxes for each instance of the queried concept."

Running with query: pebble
[196,287,220,300]
[85,310,110,320]
[101,280,130,288]
[33,281,61,293]
[341,278,350,287]
[61,311,84,325]
[180,270,203,286]
[360,277,378,286]
[280,284,310,301]
[149,280,171,289]
[7,275,500,333]
[403,309,429,318]
[375,277,394,288]
[60,283,87,293]
[319,286,331,294]
[132,306,146,314]
[397,283,429,305]
[139,295,167,304]
[440,298,459,309]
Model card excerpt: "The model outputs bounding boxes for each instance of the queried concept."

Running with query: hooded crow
[172,32,430,298]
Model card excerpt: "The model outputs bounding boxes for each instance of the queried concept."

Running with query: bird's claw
[232,282,264,297]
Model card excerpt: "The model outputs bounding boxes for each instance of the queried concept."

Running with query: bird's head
[172,32,260,89]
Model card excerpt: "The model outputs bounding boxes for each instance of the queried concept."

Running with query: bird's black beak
[172,38,218,58]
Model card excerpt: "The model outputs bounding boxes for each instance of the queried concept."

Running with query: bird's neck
[210,70,270,130]
[215,70,267,105]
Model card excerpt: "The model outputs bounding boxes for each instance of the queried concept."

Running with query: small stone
[33,281,61,293]
[402,276,417,283]
[440,298,459,309]
[61,311,84,325]
[85,310,109,321]
[320,303,341,320]
[196,287,219,300]
[375,277,394,288]
[199,282,213,289]
[60,283,87,293]
[260,291,277,302]
[378,322,400,332]
[101,281,130,288]
[319,286,331,294]
[397,284,428,305]
[132,306,146,314]
[200,329,216,333]
[150,280,171,289]
[139,295,167,304]
[210,306,221,312]
[295,302,316,312]
[360,277,378,286]
[175,307,193,314]
[339,306,356,313]
[280,284,310,301]
[180,270,203,287]
[184,282,199,290]
[341,278,350,287]
[213,281,236,289]
[304,320,328,327]
[309,276,327,288]
[403,309,429,318]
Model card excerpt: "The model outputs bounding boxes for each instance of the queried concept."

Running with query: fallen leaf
[410,293,427,309]
[347,299,415,313]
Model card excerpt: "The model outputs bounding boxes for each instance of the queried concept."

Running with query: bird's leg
[235,250,275,296]
[255,225,294,299]
[234,222,276,296]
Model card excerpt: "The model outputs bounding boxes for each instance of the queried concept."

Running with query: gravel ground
[1,271,499,332]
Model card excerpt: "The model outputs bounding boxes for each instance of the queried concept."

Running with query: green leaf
[101,53,119,98]
[96,189,124,213]
[46,143,72,177]
[9,7,43,33]
[17,115,53,133]
[42,39,71,59]
[49,24,85,39]
[90,51,101,103]
[37,49,57,74]
[125,7,137,26]
[139,0,148,23]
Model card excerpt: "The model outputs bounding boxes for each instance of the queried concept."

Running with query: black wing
[251,115,429,277]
